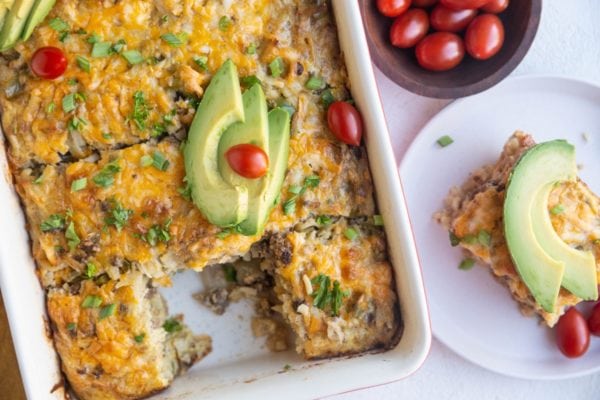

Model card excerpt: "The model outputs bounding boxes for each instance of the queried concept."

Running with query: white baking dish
[0,1,431,398]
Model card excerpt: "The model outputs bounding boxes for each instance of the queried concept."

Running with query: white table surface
[338,1,600,399]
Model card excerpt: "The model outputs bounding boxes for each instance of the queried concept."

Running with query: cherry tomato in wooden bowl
[555,308,590,358]
[327,101,363,146]
[390,9,430,48]
[465,14,505,60]
[377,0,412,17]
[412,0,438,7]
[481,0,509,13]
[415,32,465,71]
[440,0,490,10]
[30,46,68,80]
[588,302,600,336]
[430,4,478,32]
[225,144,269,179]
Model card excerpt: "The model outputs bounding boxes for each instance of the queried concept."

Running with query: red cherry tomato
[390,9,430,48]
[588,302,600,336]
[465,14,504,60]
[412,0,438,7]
[377,0,412,17]
[430,4,477,32]
[440,0,490,10]
[327,101,363,146]
[225,144,269,179]
[481,0,509,13]
[30,46,68,80]
[555,308,590,358]
[415,32,465,71]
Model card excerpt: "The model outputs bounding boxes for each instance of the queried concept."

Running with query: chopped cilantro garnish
[459,258,476,270]
[62,93,77,113]
[93,161,121,188]
[151,123,166,137]
[193,55,208,71]
[310,274,350,316]
[218,16,232,31]
[240,75,261,88]
[161,32,188,47]
[283,175,320,215]
[551,204,565,215]
[316,215,332,226]
[305,75,325,90]
[223,264,237,282]
[305,175,320,188]
[269,57,285,77]
[163,318,182,333]
[246,43,256,55]
[331,280,348,316]
[344,227,358,240]
[104,200,133,232]
[321,89,335,108]
[160,14,169,24]
[76,55,90,72]
[84,262,97,279]
[122,50,144,65]
[40,214,65,232]
[91,41,112,58]
[177,183,192,201]
[151,151,170,171]
[143,219,172,246]
[67,116,87,132]
[478,230,491,246]
[449,231,460,247]
[437,135,454,148]
[49,18,69,32]
[130,91,150,130]
[71,177,87,192]
[65,221,80,251]
[134,333,145,343]
[282,198,296,215]
[81,295,102,308]
[98,303,116,320]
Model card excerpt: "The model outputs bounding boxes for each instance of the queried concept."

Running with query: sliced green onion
[437,135,454,147]
[459,258,476,270]
[305,75,325,90]
[344,227,358,240]
[98,303,116,320]
[62,93,77,113]
[122,50,144,65]
[449,231,460,247]
[91,42,112,58]
[551,204,565,215]
[320,89,335,108]
[46,102,55,114]
[269,57,284,77]
[373,214,384,226]
[71,177,87,192]
[161,32,188,47]
[65,221,80,251]
[193,55,208,70]
[240,75,261,87]
[140,155,153,167]
[49,18,69,32]
[283,198,296,215]
[152,151,170,171]
[81,295,102,308]
[134,333,145,343]
[87,33,100,44]
[76,55,90,72]
[218,16,232,31]
[163,318,182,333]
[316,215,332,226]
[111,39,126,53]
[84,262,97,279]
[478,230,491,246]
[246,43,256,55]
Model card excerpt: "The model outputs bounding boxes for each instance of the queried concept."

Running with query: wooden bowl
[360,0,542,99]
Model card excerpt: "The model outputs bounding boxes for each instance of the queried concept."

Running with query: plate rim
[398,74,600,380]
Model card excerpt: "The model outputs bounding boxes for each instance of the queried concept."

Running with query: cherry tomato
[588,302,600,336]
[415,32,465,71]
[430,4,477,32]
[440,0,490,10]
[390,9,429,48]
[327,101,363,146]
[412,0,438,7]
[555,308,590,358]
[225,144,269,179]
[30,46,68,80]
[377,0,412,17]
[465,14,504,60]
[481,0,509,13]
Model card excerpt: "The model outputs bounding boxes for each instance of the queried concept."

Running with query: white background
[338,1,600,399]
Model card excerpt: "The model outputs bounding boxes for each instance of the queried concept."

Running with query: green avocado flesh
[218,84,270,235]
[184,59,248,227]
[531,180,598,301]
[504,140,589,313]
[21,0,55,41]
[0,1,16,33]
[0,0,36,51]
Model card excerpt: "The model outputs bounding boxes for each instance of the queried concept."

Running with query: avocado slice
[184,59,248,227]
[504,140,578,312]
[531,176,598,301]
[0,1,17,33]
[218,84,270,235]
[0,0,37,51]
[21,0,56,41]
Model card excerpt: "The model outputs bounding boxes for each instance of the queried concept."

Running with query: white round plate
[399,75,600,380]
